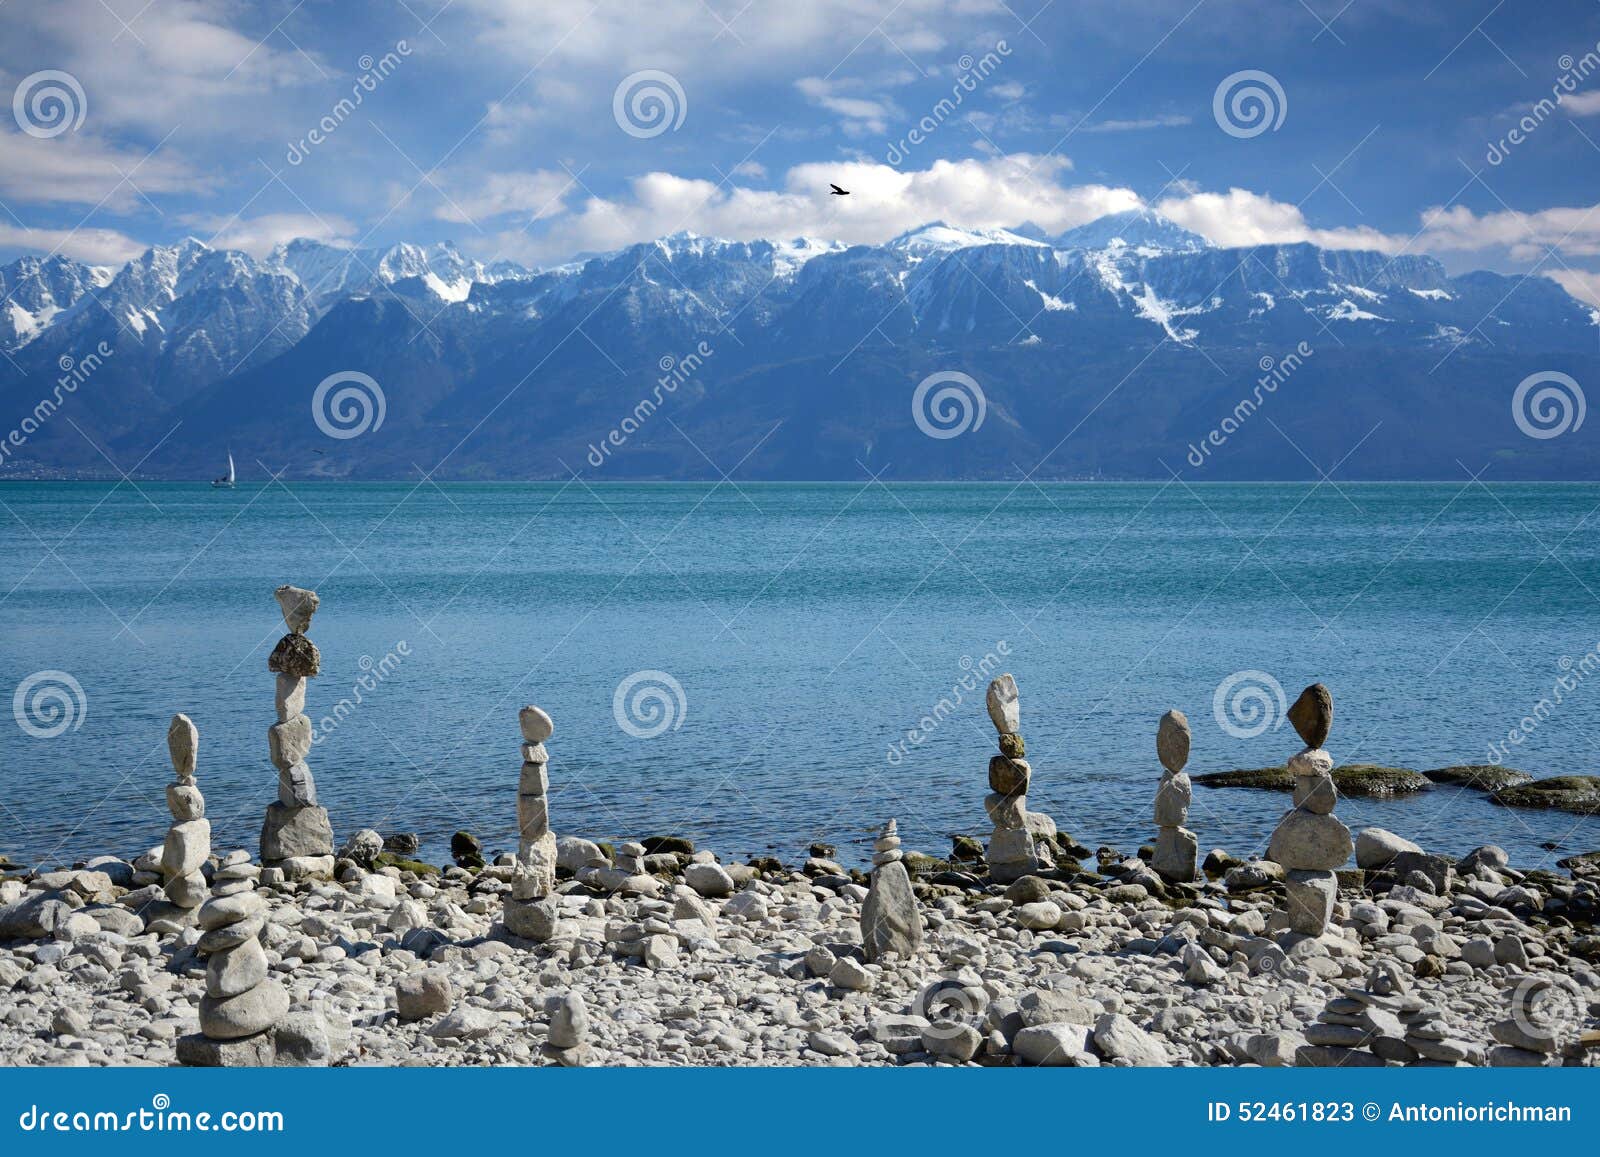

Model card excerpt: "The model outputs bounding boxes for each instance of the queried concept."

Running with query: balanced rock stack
[261,585,334,881]
[147,714,211,934]
[1151,709,1197,883]
[1296,961,1481,1066]
[177,851,288,1066]
[1266,683,1352,936]
[984,674,1038,884]
[504,705,559,939]
[859,818,923,963]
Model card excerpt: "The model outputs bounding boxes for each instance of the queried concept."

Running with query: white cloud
[1546,269,1600,307]
[1082,114,1192,133]
[1562,91,1600,116]
[1417,203,1600,260]
[1157,188,1406,252]
[0,222,147,265]
[182,212,356,257]
[796,77,898,135]
[0,130,204,207]
[432,170,577,225]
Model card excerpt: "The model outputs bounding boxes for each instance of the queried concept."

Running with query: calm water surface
[2,481,1597,870]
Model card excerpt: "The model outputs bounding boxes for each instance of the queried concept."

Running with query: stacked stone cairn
[1151,709,1197,883]
[177,850,287,1066]
[146,714,211,934]
[1296,961,1482,1066]
[984,673,1040,884]
[261,584,334,881]
[503,705,559,940]
[1266,683,1351,936]
[860,818,923,963]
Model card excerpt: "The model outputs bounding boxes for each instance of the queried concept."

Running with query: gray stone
[274,584,319,632]
[166,783,205,821]
[922,1022,982,1062]
[198,892,265,931]
[518,761,549,797]
[685,862,736,898]
[167,713,199,777]
[161,819,211,877]
[518,704,554,744]
[556,835,608,871]
[339,828,383,867]
[1156,709,1190,773]
[273,1011,333,1067]
[274,675,306,721]
[276,763,317,807]
[1284,868,1338,935]
[860,858,923,962]
[206,938,268,999]
[396,971,454,1021]
[266,715,313,771]
[829,956,873,991]
[261,802,334,861]
[1154,771,1192,826]
[986,673,1019,733]
[199,980,290,1040]
[547,992,589,1048]
[1268,809,1352,870]
[984,791,1026,829]
[1014,1023,1100,1066]
[1092,1012,1169,1066]
[177,1030,275,1067]
[503,897,559,941]
[1152,825,1198,882]
[1355,826,1422,868]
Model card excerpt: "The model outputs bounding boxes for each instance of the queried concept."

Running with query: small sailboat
[211,450,236,489]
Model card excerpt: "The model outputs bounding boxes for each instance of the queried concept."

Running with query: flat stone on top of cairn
[261,584,334,881]
[1151,709,1197,883]
[503,705,559,940]
[983,673,1051,883]
[860,818,923,963]
[1267,682,1351,935]
[146,713,211,934]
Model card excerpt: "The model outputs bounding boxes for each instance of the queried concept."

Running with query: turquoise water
[2,481,1597,871]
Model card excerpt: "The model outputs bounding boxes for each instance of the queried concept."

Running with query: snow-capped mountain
[1,213,1595,480]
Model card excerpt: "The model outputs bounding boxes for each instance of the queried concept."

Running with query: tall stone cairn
[177,850,286,1066]
[984,673,1038,884]
[1151,709,1197,883]
[147,714,211,934]
[503,705,559,939]
[860,818,923,962]
[261,584,335,880]
[1266,683,1352,935]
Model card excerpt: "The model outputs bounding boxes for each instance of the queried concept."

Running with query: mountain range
[2,208,1596,481]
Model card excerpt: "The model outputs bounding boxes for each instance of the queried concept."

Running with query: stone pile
[1296,961,1482,1066]
[860,818,923,962]
[504,705,559,939]
[146,714,210,934]
[1266,683,1351,935]
[542,991,593,1066]
[177,850,288,1066]
[1489,975,1587,1065]
[1151,709,1196,883]
[261,584,334,881]
[984,674,1042,884]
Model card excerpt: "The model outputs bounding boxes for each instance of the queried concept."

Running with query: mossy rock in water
[1331,764,1431,797]
[901,852,947,876]
[373,852,440,876]
[1493,776,1600,815]
[1557,849,1600,877]
[640,835,694,856]
[1424,765,1533,792]
[1194,764,1427,796]
[746,855,784,874]
[949,835,985,863]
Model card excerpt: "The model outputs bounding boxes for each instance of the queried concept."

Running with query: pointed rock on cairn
[504,705,560,940]
[177,850,288,1066]
[1151,709,1197,883]
[1266,683,1351,936]
[860,818,923,963]
[261,585,335,882]
[146,714,211,934]
[983,674,1053,883]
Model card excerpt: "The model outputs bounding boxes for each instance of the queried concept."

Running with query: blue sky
[3,0,1600,302]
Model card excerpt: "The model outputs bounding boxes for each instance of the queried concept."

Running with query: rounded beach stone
[1153,771,1192,826]
[997,731,1026,759]
[164,870,209,909]
[198,914,265,954]
[1267,809,1352,871]
[1286,683,1333,748]
[267,715,313,771]
[274,674,307,720]
[167,783,205,821]
[199,979,289,1040]
[1156,709,1190,773]
[198,891,265,931]
[206,938,268,999]
[161,819,211,876]
[518,705,554,744]
[985,674,1019,734]
[988,755,1030,796]
[984,791,1027,828]
[167,713,199,777]
[274,584,320,633]
[267,632,320,678]
[1293,773,1338,814]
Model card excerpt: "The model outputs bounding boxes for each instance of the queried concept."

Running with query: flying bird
[829,183,849,196]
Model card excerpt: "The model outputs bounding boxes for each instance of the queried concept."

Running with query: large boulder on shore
[1355,827,1423,869]
[860,860,922,962]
